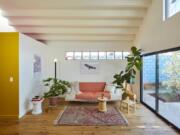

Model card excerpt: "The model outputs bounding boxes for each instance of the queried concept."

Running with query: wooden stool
[98,97,107,112]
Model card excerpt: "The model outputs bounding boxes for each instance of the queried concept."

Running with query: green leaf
[127,57,133,62]
[131,46,137,54]
[43,77,70,98]
[135,62,141,70]
[113,46,141,89]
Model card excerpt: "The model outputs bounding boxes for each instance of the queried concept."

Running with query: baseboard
[0,115,19,119]
[19,108,32,118]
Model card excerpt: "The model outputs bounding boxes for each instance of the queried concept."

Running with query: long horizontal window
[65,51,130,60]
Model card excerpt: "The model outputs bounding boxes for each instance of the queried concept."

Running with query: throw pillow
[104,84,116,94]
[115,88,123,94]
[72,81,81,94]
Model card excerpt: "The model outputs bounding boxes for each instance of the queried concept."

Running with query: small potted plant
[43,78,71,106]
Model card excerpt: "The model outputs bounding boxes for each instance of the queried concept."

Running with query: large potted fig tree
[43,78,71,106]
[113,46,142,100]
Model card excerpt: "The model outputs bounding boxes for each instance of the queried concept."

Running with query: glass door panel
[142,55,156,110]
[158,51,180,128]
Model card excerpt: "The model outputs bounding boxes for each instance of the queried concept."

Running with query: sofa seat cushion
[75,91,111,100]
[79,82,106,92]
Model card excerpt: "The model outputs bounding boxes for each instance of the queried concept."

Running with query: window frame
[107,51,115,60]
[90,52,99,60]
[74,52,82,60]
[82,52,90,60]
[164,0,180,20]
[98,51,107,60]
[115,51,123,60]
[140,46,180,130]
[65,51,130,61]
[65,51,74,60]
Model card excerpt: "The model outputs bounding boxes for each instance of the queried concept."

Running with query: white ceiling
[0,0,152,42]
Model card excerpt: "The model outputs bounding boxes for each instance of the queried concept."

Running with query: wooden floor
[0,101,179,135]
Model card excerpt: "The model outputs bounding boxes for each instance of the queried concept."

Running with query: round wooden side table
[97,97,107,112]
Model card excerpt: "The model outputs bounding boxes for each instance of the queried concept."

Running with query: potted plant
[113,46,142,100]
[43,78,71,106]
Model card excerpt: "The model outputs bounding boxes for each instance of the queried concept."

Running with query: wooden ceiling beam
[8,18,142,27]
[3,9,146,19]
[17,27,138,34]
[0,0,152,9]
[27,34,135,41]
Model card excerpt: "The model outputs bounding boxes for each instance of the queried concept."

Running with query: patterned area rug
[54,106,128,126]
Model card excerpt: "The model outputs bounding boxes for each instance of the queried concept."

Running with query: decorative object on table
[53,58,58,79]
[113,46,142,100]
[98,97,107,112]
[54,106,128,126]
[120,94,137,114]
[32,96,44,115]
[43,78,71,106]
[33,55,41,73]
[80,61,100,74]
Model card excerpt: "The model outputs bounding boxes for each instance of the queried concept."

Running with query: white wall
[0,10,16,32]
[135,0,180,53]
[19,34,50,118]
[46,41,132,82]
[19,37,132,117]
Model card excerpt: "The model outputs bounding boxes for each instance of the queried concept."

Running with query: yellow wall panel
[0,32,19,118]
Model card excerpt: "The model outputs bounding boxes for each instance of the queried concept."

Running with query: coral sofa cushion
[79,82,106,92]
[76,91,111,100]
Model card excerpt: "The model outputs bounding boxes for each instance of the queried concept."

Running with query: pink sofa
[65,82,122,102]
[75,82,111,101]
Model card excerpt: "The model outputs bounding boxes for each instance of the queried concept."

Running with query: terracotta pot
[49,96,59,106]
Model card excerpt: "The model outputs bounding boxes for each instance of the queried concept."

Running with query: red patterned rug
[54,106,128,126]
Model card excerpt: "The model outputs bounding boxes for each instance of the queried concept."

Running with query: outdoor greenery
[43,78,71,98]
[162,51,180,92]
[113,46,142,98]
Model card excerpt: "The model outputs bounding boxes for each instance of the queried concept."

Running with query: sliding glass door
[141,48,180,129]
[142,55,156,110]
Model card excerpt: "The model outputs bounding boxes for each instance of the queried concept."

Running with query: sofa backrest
[79,82,106,92]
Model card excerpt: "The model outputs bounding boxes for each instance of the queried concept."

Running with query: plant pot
[49,96,59,106]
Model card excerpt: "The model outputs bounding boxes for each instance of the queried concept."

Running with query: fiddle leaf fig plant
[113,46,142,95]
[113,71,125,88]
[43,78,71,98]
